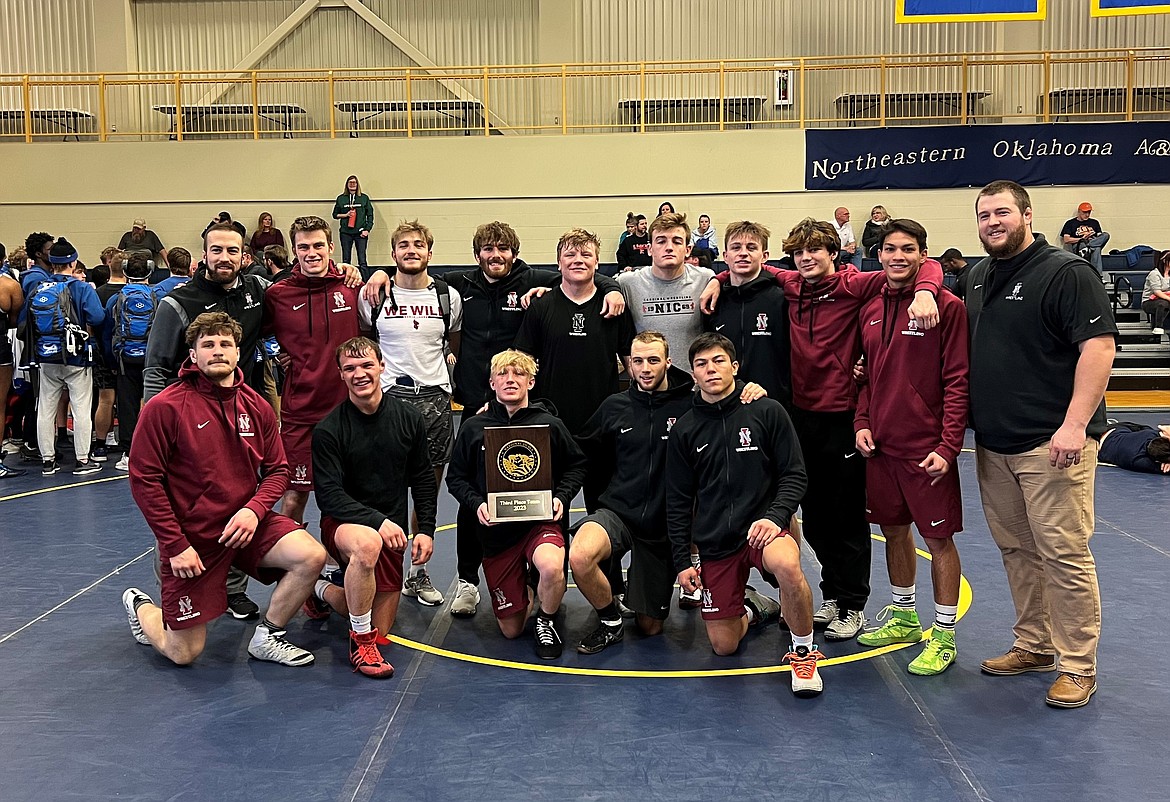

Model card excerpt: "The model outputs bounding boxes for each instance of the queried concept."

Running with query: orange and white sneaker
[785,644,825,697]
[350,629,394,678]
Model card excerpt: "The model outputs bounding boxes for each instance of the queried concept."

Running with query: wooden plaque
[484,425,554,523]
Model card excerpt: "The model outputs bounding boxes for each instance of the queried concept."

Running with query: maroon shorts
[481,524,564,620]
[699,543,779,621]
[161,511,302,630]
[281,421,315,491]
[320,515,404,593]
[865,453,963,538]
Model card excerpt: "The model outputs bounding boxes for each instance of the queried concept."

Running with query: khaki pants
[975,442,1101,676]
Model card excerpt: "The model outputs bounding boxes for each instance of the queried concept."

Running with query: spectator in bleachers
[202,211,247,241]
[657,201,675,218]
[118,218,168,270]
[939,248,971,300]
[619,212,636,247]
[861,205,890,258]
[832,207,862,268]
[1060,202,1109,277]
[692,214,719,258]
[616,214,651,271]
[249,212,285,254]
[1098,422,1170,475]
[1141,249,1170,337]
[263,244,292,283]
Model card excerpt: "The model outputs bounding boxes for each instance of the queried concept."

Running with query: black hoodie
[703,271,791,407]
[665,382,807,573]
[444,260,623,407]
[576,365,695,540]
[446,398,587,555]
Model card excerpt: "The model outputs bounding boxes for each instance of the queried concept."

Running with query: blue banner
[1092,0,1170,17]
[897,0,1045,22]
[805,122,1170,190]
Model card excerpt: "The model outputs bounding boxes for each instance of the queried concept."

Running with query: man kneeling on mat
[446,349,587,659]
[123,312,326,667]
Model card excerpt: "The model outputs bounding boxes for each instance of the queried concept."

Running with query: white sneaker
[1,438,21,455]
[678,585,702,609]
[812,599,839,628]
[115,455,130,471]
[248,624,314,666]
[450,579,480,617]
[825,608,867,641]
[1154,327,1165,336]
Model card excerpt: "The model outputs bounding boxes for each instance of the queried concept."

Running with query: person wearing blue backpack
[19,237,106,476]
[103,252,156,466]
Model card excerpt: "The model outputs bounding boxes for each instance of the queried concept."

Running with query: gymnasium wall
[3,129,1165,267]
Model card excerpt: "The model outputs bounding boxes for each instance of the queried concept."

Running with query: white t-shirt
[617,264,714,373]
[832,219,856,248]
[359,281,463,392]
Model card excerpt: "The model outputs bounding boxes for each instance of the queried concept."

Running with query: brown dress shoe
[1046,672,1097,708]
[980,646,1058,675]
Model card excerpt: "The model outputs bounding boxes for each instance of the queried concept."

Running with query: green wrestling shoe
[856,605,923,647]
[908,629,957,676]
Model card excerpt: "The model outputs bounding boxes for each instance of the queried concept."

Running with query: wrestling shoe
[678,585,702,609]
[744,585,781,628]
[908,629,957,676]
[534,615,563,659]
[402,567,445,606]
[248,624,314,666]
[350,629,394,678]
[812,599,839,628]
[227,592,260,620]
[577,620,624,654]
[122,587,152,645]
[857,606,923,647]
[825,609,866,641]
[450,579,480,617]
[302,592,332,621]
[785,645,825,697]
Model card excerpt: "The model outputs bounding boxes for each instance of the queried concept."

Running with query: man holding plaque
[446,349,587,659]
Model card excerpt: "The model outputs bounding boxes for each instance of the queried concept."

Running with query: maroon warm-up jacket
[129,361,289,559]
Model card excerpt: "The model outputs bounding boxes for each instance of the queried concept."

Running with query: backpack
[111,284,156,366]
[27,279,87,364]
[373,278,452,341]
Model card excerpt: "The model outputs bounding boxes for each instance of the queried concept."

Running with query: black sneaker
[20,443,41,462]
[91,444,109,462]
[577,621,624,655]
[42,459,60,476]
[0,462,27,479]
[73,460,103,476]
[227,593,260,620]
[534,615,563,659]
[744,585,781,629]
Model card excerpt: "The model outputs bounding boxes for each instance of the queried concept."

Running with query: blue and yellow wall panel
[896,1,1046,23]
[1092,0,1170,17]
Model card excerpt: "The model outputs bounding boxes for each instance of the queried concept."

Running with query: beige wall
[3,129,1165,266]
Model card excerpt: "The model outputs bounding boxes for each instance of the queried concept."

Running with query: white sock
[314,579,332,600]
[792,632,813,650]
[935,603,958,630]
[350,610,372,635]
[892,584,916,609]
[745,606,756,624]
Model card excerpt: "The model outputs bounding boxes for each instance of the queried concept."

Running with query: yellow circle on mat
[390,524,973,678]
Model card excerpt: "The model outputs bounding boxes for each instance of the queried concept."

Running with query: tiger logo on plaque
[484,425,554,522]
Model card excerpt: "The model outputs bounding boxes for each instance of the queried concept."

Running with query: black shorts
[92,361,116,390]
[573,508,673,621]
[0,330,13,367]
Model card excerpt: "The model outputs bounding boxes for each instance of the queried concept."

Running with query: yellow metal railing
[1,48,1167,142]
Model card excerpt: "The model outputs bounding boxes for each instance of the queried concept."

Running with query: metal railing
[1,48,1167,142]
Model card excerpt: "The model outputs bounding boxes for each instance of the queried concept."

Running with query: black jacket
[576,366,695,540]
[704,272,791,407]
[144,269,270,400]
[312,394,437,535]
[665,383,806,573]
[445,260,622,407]
[446,399,587,555]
